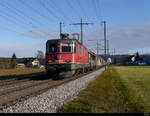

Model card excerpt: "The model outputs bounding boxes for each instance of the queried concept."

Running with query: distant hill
[98,54,132,58]
[98,54,150,65]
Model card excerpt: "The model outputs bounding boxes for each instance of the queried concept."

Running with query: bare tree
[35,50,45,65]
[10,52,17,69]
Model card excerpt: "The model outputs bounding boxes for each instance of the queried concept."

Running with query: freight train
[45,34,105,79]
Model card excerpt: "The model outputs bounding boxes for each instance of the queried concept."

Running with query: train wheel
[46,71,52,78]
[72,70,76,76]
[83,68,86,73]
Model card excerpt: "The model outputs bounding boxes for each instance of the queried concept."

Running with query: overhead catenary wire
[16,0,50,26]
[0,0,105,41]
[15,0,62,37]
[96,0,102,20]
[92,0,100,21]
[0,1,32,30]
[97,0,103,22]
[0,1,55,39]
[28,30,56,39]
[88,0,98,21]
[19,0,54,23]
[37,0,61,21]
[76,0,87,18]
[0,24,21,34]
[71,0,84,17]
[65,0,81,18]
[0,12,29,30]
[2,0,45,27]
[46,0,72,23]
[0,0,37,28]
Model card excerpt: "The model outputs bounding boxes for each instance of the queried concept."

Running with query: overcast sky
[0,0,150,57]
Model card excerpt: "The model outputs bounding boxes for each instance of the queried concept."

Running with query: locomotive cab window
[61,43,76,53]
[48,43,57,53]
[62,45,71,53]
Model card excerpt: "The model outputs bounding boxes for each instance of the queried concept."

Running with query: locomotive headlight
[66,60,70,63]
[48,60,52,63]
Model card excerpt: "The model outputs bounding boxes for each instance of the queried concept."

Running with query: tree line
[0,50,45,69]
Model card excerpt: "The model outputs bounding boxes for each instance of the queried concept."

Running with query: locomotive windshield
[61,43,76,53]
[62,45,71,53]
[48,43,57,53]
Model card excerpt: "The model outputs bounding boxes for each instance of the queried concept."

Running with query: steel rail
[0,79,53,95]
[0,78,17,83]
[0,67,104,108]
[0,79,30,87]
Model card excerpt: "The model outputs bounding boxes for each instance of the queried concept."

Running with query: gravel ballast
[0,68,105,113]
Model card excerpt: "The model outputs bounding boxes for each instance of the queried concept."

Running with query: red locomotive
[46,34,104,79]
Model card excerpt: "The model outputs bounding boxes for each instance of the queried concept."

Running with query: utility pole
[60,22,64,39]
[88,40,101,55]
[97,41,99,55]
[102,21,107,71]
[113,48,116,56]
[113,48,116,64]
[71,18,93,45]
[107,40,109,58]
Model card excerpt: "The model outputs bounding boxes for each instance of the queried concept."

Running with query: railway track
[0,68,103,109]
[0,79,30,87]
[0,72,47,87]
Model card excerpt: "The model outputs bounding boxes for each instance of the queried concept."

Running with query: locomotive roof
[47,39,87,48]
[47,39,103,59]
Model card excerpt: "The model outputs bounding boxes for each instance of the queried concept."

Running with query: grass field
[61,66,150,113]
[0,68,45,77]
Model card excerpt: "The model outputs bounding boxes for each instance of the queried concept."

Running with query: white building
[27,59,40,67]
[17,63,25,68]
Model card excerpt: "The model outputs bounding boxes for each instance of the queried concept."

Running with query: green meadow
[61,66,150,113]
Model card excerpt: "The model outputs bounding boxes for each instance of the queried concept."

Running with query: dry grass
[0,68,45,77]
[114,66,150,112]
[61,66,150,113]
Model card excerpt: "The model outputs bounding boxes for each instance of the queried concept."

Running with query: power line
[2,0,44,27]
[76,0,87,17]
[65,0,81,18]
[92,0,99,21]
[0,24,20,34]
[0,12,28,30]
[0,2,30,29]
[89,0,98,20]
[0,0,37,28]
[17,0,49,26]
[28,30,55,39]
[97,0,103,21]
[37,0,61,21]
[19,0,53,23]
[72,0,84,17]
[47,0,72,23]
[0,0,57,38]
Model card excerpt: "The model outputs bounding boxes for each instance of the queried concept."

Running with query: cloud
[84,22,150,54]
[22,29,59,40]
[0,43,45,58]
[128,46,150,54]
[1,22,150,57]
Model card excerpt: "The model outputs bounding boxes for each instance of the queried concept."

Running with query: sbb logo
[56,55,61,60]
